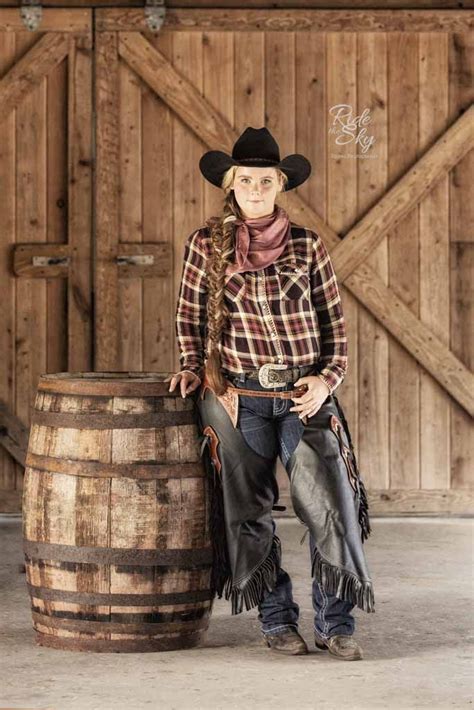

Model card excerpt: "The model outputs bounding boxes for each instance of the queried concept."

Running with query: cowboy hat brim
[199,151,311,191]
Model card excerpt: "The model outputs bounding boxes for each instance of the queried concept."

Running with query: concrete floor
[1,515,472,710]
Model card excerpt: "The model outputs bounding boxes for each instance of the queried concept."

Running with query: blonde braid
[204,191,242,395]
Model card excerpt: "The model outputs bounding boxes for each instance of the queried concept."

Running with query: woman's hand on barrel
[165,370,202,398]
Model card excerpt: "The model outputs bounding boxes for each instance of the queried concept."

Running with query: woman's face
[232,166,282,218]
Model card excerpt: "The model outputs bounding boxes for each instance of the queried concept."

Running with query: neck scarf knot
[225,205,291,276]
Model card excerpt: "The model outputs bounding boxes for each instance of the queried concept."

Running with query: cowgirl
[168,127,374,659]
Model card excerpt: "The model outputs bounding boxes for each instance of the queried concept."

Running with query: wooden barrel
[22,372,213,652]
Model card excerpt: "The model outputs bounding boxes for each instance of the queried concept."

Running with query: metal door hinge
[145,0,166,32]
[20,0,42,32]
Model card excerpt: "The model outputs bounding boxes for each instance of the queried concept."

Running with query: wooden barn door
[0,9,93,511]
[94,8,473,515]
[0,6,472,515]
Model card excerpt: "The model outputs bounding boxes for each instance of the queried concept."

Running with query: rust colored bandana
[225,205,291,275]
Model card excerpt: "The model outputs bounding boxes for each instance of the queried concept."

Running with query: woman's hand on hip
[165,370,202,398]
[289,375,330,419]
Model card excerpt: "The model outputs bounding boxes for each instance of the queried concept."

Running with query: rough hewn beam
[0,33,70,123]
[332,105,474,283]
[97,8,474,33]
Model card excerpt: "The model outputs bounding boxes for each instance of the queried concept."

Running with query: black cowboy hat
[199,126,312,192]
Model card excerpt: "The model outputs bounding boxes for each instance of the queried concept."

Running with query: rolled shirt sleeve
[310,230,348,394]
[175,228,208,377]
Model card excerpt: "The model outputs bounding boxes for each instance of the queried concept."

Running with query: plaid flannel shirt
[175,223,348,394]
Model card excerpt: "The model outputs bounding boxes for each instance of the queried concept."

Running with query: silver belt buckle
[258,363,288,388]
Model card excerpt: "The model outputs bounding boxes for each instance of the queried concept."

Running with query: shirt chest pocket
[224,272,246,302]
[275,263,310,300]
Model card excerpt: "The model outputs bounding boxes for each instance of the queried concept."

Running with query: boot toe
[262,628,308,655]
[314,632,363,660]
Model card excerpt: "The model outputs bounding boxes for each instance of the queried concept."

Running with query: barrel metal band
[31,611,209,635]
[24,540,212,566]
[34,631,203,652]
[31,410,195,429]
[25,452,205,479]
[27,583,213,606]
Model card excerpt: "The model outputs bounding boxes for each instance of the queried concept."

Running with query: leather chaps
[193,380,375,616]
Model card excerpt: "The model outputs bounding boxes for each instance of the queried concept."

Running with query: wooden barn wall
[0,10,93,511]
[0,7,472,514]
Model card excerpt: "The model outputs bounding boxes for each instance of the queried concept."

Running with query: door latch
[20,0,42,32]
[145,0,166,32]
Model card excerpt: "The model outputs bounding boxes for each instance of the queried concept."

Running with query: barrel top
[37,372,175,396]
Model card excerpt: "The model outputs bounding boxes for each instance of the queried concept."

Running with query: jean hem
[261,623,299,635]
[314,627,353,640]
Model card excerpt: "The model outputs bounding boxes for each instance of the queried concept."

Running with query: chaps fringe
[223,535,282,615]
[332,394,372,542]
[311,545,375,613]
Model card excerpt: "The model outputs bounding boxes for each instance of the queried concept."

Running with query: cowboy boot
[262,627,308,655]
[314,630,363,660]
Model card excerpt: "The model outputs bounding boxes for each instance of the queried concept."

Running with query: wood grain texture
[449,32,474,491]
[326,30,359,479]
[357,31,389,490]
[118,32,235,154]
[331,105,474,282]
[0,8,91,32]
[0,28,17,495]
[419,32,450,491]
[67,29,93,372]
[0,32,69,125]
[1,1,473,7]
[387,33,420,491]
[118,48,143,370]
[0,18,93,508]
[96,9,474,33]
[95,31,120,369]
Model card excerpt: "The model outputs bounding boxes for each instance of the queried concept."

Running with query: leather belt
[225,384,308,399]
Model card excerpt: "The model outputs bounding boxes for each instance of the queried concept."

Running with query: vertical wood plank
[47,41,68,376]
[0,32,17,494]
[118,49,143,369]
[15,32,48,447]
[234,32,264,133]
[143,30,174,373]
[387,33,420,490]
[296,31,326,224]
[67,29,93,372]
[419,32,450,489]
[326,32,359,450]
[448,32,474,490]
[95,31,120,370]
[357,32,389,490]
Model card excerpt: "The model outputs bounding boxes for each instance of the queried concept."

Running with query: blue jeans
[229,371,355,640]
